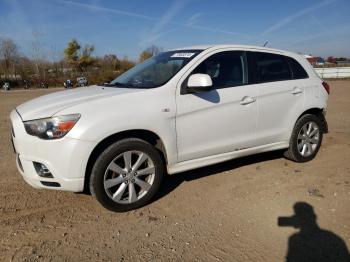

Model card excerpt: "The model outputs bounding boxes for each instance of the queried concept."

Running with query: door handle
[240,96,256,105]
[291,87,303,95]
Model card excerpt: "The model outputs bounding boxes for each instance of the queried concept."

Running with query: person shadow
[278,202,350,262]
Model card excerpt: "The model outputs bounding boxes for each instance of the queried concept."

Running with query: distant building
[0,74,22,80]
[304,55,325,66]
[336,60,350,66]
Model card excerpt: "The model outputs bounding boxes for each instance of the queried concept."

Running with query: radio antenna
[263,41,268,47]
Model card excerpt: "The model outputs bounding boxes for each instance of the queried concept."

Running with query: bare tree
[31,31,48,81]
[0,37,19,79]
[49,44,64,83]
[146,45,162,56]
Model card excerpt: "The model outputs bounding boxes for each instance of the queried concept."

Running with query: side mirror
[187,73,213,93]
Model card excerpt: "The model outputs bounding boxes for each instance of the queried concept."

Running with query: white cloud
[54,0,248,46]
[262,0,337,35]
[186,12,202,26]
[140,0,190,46]
[55,0,157,21]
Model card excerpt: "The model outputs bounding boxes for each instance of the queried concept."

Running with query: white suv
[10,45,329,212]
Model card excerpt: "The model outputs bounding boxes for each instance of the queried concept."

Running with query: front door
[176,51,258,162]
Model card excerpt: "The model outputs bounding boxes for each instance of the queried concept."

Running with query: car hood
[16,85,142,121]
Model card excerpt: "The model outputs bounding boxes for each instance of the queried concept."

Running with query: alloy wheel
[103,150,155,204]
[297,121,320,157]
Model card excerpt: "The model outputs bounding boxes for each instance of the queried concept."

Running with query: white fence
[314,67,350,79]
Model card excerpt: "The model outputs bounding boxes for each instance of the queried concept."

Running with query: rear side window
[191,51,248,89]
[255,52,292,83]
[287,57,309,79]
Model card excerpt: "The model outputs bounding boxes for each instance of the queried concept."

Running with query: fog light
[33,162,53,178]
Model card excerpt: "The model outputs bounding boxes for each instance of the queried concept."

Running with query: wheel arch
[84,129,168,192]
[296,107,328,133]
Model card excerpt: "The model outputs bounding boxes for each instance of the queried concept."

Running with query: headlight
[24,114,80,139]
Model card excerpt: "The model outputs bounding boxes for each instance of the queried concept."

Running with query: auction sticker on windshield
[171,52,195,58]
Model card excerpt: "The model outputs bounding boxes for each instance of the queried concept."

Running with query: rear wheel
[90,138,164,212]
[284,114,323,162]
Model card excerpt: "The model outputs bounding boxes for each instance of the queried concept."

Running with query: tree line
[0,36,161,88]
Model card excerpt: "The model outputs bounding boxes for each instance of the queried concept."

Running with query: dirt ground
[0,82,349,262]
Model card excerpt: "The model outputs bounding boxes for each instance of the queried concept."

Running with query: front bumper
[10,110,96,192]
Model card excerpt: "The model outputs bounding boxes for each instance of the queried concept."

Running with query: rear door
[251,52,306,145]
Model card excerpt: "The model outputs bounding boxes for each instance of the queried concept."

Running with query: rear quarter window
[287,57,309,79]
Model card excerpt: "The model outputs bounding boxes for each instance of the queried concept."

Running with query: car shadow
[154,149,284,201]
[278,202,350,262]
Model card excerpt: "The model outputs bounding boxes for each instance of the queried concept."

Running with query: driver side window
[192,51,248,89]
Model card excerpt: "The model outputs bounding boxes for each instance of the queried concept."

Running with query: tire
[90,138,164,212]
[284,114,323,162]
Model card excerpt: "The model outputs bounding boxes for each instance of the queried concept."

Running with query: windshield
[109,50,202,89]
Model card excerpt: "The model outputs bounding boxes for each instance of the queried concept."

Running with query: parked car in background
[64,79,73,89]
[10,44,329,212]
[39,81,48,89]
[23,80,31,89]
[77,77,88,87]
[2,82,10,91]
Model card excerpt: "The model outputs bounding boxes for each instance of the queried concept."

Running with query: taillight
[322,81,330,94]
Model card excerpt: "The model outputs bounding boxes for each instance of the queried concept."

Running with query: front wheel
[90,138,164,212]
[284,114,323,162]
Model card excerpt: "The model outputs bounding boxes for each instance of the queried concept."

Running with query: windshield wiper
[102,82,134,88]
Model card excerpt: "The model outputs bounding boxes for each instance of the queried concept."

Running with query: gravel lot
[0,82,349,261]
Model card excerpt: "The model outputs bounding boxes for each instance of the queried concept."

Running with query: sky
[0,0,349,60]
